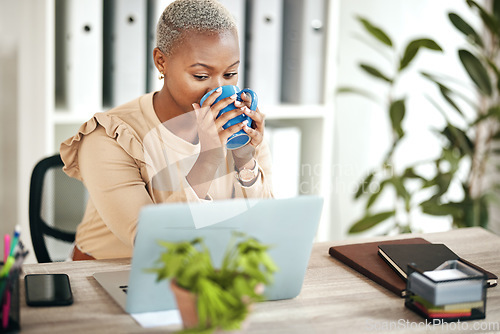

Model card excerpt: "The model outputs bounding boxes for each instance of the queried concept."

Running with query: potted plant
[149,232,277,333]
[339,0,500,234]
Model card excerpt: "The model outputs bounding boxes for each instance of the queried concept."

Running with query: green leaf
[435,172,453,197]
[357,16,393,47]
[467,0,500,36]
[336,86,379,102]
[390,176,410,201]
[366,179,388,209]
[471,105,500,125]
[359,63,393,83]
[441,123,474,156]
[448,13,483,47]
[399,39,442,71]
[382,139,401,164]
[438,85,464,116]
[441,148,461,174]
[420,72,464,116]
[458,49,492,96]
[403,167,426,181]
[355,171,375,199]
[389,99,405,138]
[388,176,411,211]
[494,0,500,23]
[421,201,462,216]
[421,72,478,110]
[461,196,489,228]
[349,211,395,233]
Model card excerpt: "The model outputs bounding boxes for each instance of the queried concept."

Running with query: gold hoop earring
[158,71,164,80]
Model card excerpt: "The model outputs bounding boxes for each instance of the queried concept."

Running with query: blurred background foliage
[339,0,500,234]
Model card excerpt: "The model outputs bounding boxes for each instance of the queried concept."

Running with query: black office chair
[29,154,86,263]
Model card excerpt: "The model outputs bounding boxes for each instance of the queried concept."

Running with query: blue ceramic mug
[199,85,258,150]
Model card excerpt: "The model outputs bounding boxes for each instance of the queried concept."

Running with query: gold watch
[235,160,260,183]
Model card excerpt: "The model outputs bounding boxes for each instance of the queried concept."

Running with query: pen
[0,279,6,304]
[9,225,20,257]
[2,284,10,329]
[2,234,11,329]
[3,234,10,262]
[0,251,27,302]
[0,256,14,278]
[0,250,27,329]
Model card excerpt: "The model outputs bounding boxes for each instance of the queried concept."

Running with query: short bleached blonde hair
[156,0,237,56]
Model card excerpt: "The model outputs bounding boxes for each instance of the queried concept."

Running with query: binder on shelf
[266,124,301,198]
[281,0,327,104]
[146,0,174,93]
[55,0,103,114]
[103,0,148,107]
[217,0,246,88]
[245,0,283,106]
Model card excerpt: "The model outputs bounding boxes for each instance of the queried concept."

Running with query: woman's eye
[224,73,237,78]
[193,75,208,80]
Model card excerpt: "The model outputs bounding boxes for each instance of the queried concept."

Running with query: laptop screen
[125,196,323,313]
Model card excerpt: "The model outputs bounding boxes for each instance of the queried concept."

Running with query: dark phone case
[25,273,73,306]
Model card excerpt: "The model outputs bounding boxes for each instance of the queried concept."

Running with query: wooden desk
[19,227,500,333]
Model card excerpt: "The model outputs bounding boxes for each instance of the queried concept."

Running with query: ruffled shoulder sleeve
[60,112,145,181]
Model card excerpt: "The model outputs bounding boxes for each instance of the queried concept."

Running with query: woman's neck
[153,90,199,145]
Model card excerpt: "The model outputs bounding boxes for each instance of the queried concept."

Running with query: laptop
[94,196,323,314]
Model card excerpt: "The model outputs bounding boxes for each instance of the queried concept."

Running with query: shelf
[53,109,103,124]
[53,104,332,125]
[262,104,332,120]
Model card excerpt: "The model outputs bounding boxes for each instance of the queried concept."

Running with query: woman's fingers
[199,87,223,108]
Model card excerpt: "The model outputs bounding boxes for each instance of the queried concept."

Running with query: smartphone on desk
[25,273,73,306]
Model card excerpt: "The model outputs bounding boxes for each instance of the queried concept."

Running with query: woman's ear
[153,47,166,74]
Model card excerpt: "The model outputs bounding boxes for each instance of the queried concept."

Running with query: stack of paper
[265,124,301,198]
[405,260,487,321]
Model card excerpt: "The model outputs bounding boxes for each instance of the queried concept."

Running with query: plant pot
[170,280,199,329]
[170,280,261,332]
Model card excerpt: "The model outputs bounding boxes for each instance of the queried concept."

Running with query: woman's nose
[204,76,229,94]
[212,78,226,90]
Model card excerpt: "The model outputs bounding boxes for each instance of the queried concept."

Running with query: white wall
[332,0,478,239]
[0,0,53,263]
[0,0,20,246]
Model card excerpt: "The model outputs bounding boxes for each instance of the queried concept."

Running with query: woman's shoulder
[60,93,156,179]
[100,93,157,134]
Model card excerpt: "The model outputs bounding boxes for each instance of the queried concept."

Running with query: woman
[61,0,273,260]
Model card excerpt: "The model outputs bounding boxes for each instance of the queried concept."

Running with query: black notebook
[378,243,498,287]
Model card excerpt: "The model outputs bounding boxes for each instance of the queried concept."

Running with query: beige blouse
[60,92,274,259]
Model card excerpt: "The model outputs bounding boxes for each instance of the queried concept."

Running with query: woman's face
[162,29,240,114]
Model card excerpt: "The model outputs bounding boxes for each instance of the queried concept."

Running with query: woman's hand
[232,92,265,169]
[188,88,252,199]
[191,88,250,166]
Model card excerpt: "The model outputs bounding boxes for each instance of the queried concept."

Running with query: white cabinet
[16,0,336,262]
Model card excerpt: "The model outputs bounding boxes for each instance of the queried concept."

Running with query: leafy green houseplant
[149,233,277,333]
[338,16,443,234]
[339,0,500,234]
